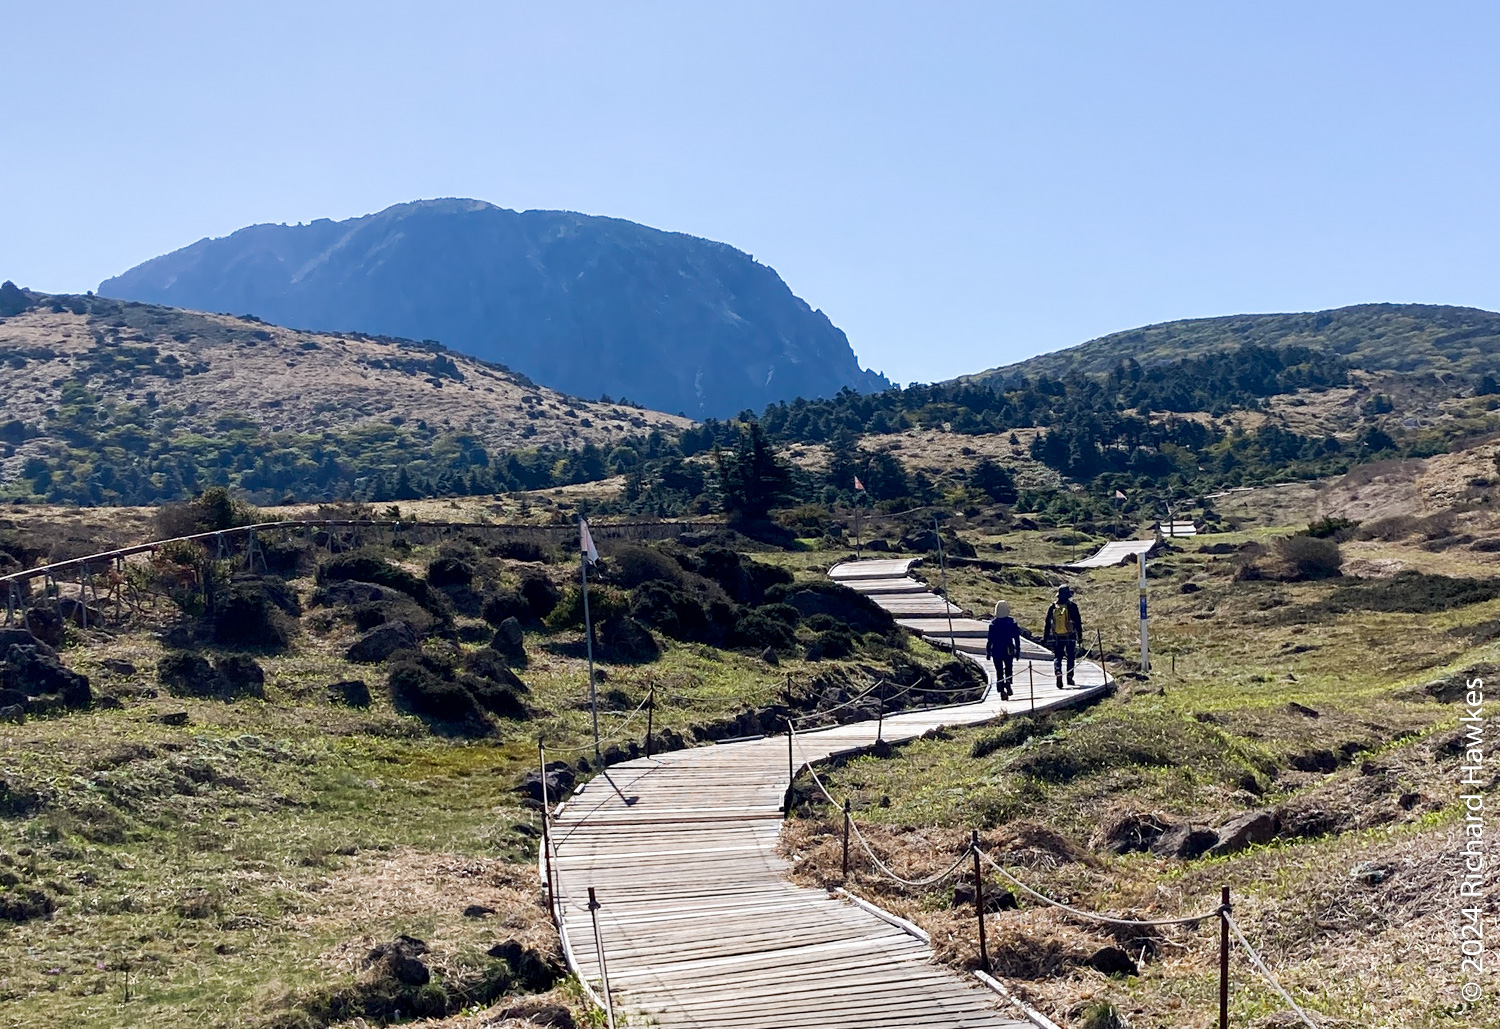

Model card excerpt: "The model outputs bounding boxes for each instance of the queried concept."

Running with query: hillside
[98,199,891,419]
[965,303,1500,385]
[0,289,687,505]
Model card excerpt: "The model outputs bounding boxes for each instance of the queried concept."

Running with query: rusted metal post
[876,687,884,743]
[784,721,794,816]
[644,683,655,759]
[841,798,852,880]
[1219,885,1231,1029]
[1096,628,1107,684]
[972,830,989,972]
[538,740,556,914]
[587,887,617,1029]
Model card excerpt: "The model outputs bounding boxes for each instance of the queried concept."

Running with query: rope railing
[1225,912,1321,1029]
[786,719,1319,1027]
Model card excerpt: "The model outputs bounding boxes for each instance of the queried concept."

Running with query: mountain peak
[100,201,888,416]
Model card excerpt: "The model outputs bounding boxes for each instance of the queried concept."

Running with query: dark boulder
[485,938,566,992]
[158,652,261,702]
[327,679,372,708]
[0,887,56,923]
[1210,809,1279,856]
[1,643,91,709]
[1087,946,1139,977]
[158,652,219,697]
[154,710,190,726]
[482,588,530,627]
[426,555,473,588]
[366,935,430,986]
[216,655,266,699]
[1151,825,1219,860]
[313,579,395,607]
[520,762,576,804]
[22,608,63,647]
[600,616,660,663]
[101,658,137,676]
[1100,812,1174,855]
[491,616,526,663]
[0,705,22,724]
[0,627,53,657]
[0,776,42,816]
[1288,748,1337,773]
[346,621,419,663]
[864,538,891,553]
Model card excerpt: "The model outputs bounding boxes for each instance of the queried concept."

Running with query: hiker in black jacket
[1042,585,1083,688]
[986,600,1022,699]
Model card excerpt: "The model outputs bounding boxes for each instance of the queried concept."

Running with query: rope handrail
[1225,912,1321,1028]
[543,689,656,757]
[975,847,1222,928]
[792,729,970,888]
[788,677,892,725]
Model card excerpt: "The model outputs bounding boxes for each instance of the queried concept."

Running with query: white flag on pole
[579,518,599,564]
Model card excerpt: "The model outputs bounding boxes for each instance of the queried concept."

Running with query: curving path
[547,560,1111,1028]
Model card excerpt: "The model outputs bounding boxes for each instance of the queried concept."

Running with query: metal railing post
[1028,662,1035,713]
[538,740,556,915]
[644,683,655,759]
[842,799,852,880]
[587,887,617,1029]
[1096,628,1107,684]
[1219,886,1231,1029]
[972,831,990,972]
[784,722,794,817]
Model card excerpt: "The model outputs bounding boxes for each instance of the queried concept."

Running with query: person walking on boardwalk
[986,600,1022,700]
[1043,585,1083,688]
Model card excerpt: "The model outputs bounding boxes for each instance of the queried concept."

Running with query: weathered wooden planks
[545,560,1114,1027]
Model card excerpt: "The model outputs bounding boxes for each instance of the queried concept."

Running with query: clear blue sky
[3,1,1498,384]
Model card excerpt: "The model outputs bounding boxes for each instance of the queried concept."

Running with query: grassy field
[3,492,1495,1028]
[786,523,1491,1028]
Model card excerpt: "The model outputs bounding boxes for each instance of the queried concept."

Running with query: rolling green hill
[964,303,1500,385]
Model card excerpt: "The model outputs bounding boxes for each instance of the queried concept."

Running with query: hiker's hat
[1057,585,1073,599]
[993,600,1010,618]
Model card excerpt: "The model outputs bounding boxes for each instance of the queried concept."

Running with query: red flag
[853,476,865,492]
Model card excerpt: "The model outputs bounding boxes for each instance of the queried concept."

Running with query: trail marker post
[1138,551,1150,673]
[934,517,956,655]
[1219,886,1231,1029]
[971,831,990,972]
[842,799,852,880]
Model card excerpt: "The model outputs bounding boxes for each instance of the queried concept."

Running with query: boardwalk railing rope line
[789,720,1326,1027]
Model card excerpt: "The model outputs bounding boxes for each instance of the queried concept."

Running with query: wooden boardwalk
[547,559,1110,1027]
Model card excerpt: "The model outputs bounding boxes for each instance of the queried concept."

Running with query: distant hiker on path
[986,600,1022,700]
[1043,585,1083,688]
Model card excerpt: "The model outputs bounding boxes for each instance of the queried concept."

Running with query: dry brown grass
[0,305,688,488]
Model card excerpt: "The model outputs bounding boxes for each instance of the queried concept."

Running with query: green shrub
[1273,535,1342,580]
[426,554,473,588]
[545,584,630,631]
[629,582,713,642]
[481,589,529,626]
[733,609,797,652]
[606,544,683,588]
[518,572,561,620]
[317,549,448,615]
[387,651,484,727]
[210,575,299,650]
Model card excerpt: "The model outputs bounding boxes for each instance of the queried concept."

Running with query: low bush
[154,486,260,539]
[318,549,448,616]
[545,585,630,632]
[1273,535,1343,580]
[210,575,298,650]
[629,582,714,642]
[606,544,684,588]
[768,582,896,637]
[481,589,530,627]
[1323,571,1500,614]
[387,651,485,727]
[1007,712,1233,784]
[426,554,474,588]
[733,609,797,652]
[518,572,561,620]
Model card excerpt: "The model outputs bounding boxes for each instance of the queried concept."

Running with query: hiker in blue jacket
[1043,585,1083,688]
[986,600,1022,699]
